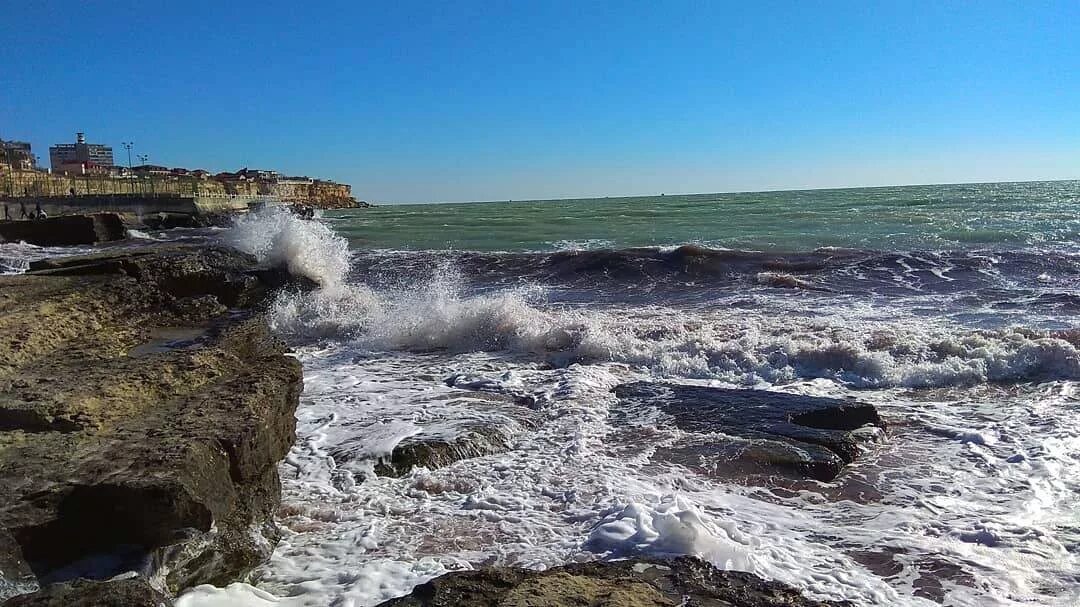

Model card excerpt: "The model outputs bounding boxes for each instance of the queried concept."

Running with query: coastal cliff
[0,245,304,603]
[2,169,369,210]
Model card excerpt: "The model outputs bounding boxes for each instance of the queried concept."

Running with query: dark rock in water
[372,421,515,477]
[0,244,303,602]
[0,214,128,246]
[2,576,171,606]
[326,395,539,479]
[376,556,847,607]
[140,212,235,230]
[613,383,885,481]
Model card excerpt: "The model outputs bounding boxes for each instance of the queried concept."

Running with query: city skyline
[4,1,1079,203]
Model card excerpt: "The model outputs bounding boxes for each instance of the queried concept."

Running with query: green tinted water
[328,181,1080,252]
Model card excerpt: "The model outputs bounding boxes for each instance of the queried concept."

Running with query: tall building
[1,139,36,170]
[49,132,114,174]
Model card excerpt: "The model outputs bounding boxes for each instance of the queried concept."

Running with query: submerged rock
[0,245,303,602]
[376,556,847,607]
[613,383,885,481]
[0,213,128,246]
[326,394,539,479]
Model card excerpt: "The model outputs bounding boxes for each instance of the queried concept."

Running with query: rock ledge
[0,244,302,604]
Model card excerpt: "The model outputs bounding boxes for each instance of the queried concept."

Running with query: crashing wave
[222,214,1079,388]
[227,207,352,289]
[266,268,1080,389]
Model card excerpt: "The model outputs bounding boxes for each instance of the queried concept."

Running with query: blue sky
[2,1,1078,203]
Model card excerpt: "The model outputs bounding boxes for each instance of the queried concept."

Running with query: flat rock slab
[0,213,128,246]
[0,244,302,603]
[376,556,848,607]
[613,383,886,481]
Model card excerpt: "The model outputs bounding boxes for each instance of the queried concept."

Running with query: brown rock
[0,244,303,602]
[0,214,128,246]
[376,556,849,607]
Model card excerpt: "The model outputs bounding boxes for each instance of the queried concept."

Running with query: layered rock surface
[0,213,128,246]
[613,383,886,481]
[0,245,302,604]
[377,556,847,607]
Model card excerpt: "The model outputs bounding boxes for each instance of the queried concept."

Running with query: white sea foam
[227,207,352,289]
[0,241,97,274]
[178,343,1080,607]
[266,264,1079,389]
[171,213,1080,606]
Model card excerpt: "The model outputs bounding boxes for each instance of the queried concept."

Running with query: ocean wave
[227,207,352,289]
[229,213,1079,388]
[269,267,1080,389]
[348,244,1080,299]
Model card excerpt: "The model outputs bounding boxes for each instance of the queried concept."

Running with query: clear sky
[2,1,1078,203]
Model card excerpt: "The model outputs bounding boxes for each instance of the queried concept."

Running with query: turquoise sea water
[328,181,1080,252]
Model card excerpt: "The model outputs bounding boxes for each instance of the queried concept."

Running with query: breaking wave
[228,207,352,289]
[224,211,1080,389]
[269,267,1080,389]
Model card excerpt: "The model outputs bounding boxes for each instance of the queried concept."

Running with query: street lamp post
[122,141,135,191]
[137,154,152,195]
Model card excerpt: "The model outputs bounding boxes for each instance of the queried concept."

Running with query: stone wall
[1,194,273,224]
[1,169,365,209]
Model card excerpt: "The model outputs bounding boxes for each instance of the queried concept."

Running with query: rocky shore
[0,213,128,247]
[0,244,303,604]
[377,557,849,607]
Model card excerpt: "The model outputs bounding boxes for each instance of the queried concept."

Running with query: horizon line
[373,177,1080,206]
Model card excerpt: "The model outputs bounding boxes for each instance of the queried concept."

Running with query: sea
[4,181,1079,606]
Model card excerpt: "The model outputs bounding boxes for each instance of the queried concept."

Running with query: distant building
[49,132,114,174]
[131,164,170,176]
[1,139,37,170]
[236,168,281,181]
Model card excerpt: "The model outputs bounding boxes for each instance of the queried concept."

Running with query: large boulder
[613,383,885,482]
[0,245,303,603]
[0,213,128,246]
[376,556,847,607]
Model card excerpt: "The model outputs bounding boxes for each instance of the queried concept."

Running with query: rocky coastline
[0,219,887,606]
[0,243,303,604]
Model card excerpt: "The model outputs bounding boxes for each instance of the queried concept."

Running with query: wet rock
[2,576,171,606]
[140,212,236,230]
[376,556,847,607]
[26,244,300,309]
[613,383,885,481]
[373,421,515,477]
[0,214,128,246]
[0,245,303,602]
[325,394,539,479]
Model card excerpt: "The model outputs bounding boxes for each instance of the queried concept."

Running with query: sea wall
[1,194,278,225]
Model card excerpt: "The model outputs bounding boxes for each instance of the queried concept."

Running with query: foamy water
[174,207,1079,607]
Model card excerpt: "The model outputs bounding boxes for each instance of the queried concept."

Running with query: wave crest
[227,207,352,289]
[269,264,1080,388]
